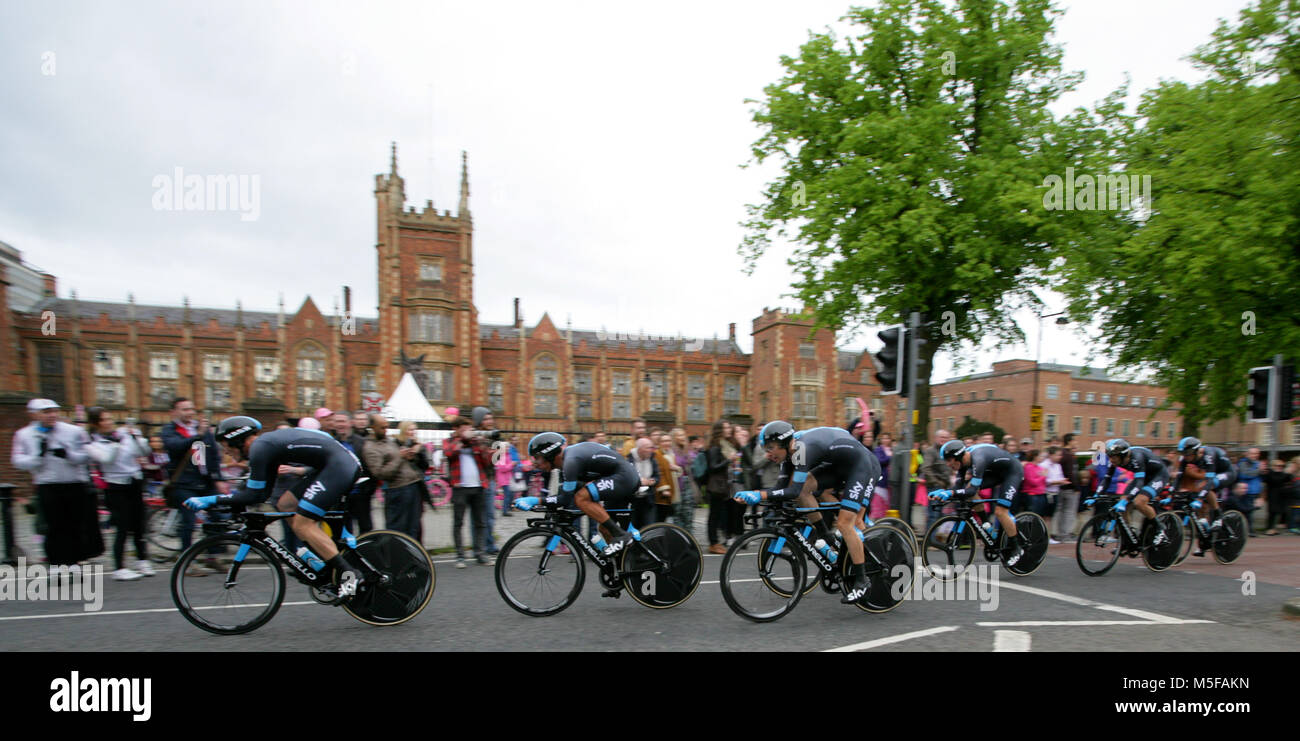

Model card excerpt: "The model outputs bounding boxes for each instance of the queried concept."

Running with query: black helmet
[217,416,262,447]
[940,439,968,461]
[528,432,566,463]
[1177,436,1202,454]
[1104,438,1131,460]
[759,420,795,449]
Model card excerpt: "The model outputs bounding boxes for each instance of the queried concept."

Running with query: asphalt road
[2,536,1297,652]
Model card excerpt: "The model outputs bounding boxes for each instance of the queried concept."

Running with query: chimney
[41,273,56,297]
[513,298,521,328]
[728,323,736,341]
[343,286,351,315]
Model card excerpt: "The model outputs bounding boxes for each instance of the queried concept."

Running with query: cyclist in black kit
[182,416,368,595]
[1090,438,1172,548]
[931,440,1029,566]
[731,422,880,605]
[1174,436,1235,556]
[516,433,642,557]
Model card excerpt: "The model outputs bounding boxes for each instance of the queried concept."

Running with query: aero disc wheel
[873,516,918,552]
[1211,511,1248,564]
[171,534,285,635]
[341,530,435,626]
[621,523,702,609]
[495,528,585,617]
[1141,512,1184,572]
[847,524,915,613]
[720,528,806,622]
[1006,512,1049,576]
[922,515,975,581]
[1075,515,1122,577]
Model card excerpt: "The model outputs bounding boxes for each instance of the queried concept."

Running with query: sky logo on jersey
[302,480,326,500]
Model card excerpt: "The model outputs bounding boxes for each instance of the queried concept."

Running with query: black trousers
[37,482,102,566]
[707,490,730,545]
[105,479,147,569]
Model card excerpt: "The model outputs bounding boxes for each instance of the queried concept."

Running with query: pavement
[2,502,1298,652]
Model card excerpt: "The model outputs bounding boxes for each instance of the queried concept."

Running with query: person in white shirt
[86,407,154,580]
[1039,446,1071,544]
[11,398,99,567]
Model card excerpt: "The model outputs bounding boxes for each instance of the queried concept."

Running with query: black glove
[51,447,67,459]
[39,437,48,456]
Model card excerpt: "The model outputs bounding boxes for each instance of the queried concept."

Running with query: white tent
[381,373,443,424]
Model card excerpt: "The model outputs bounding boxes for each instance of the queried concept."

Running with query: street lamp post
[1031,311,1070,445]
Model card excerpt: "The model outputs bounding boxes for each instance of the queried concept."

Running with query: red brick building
[0,145,888,490]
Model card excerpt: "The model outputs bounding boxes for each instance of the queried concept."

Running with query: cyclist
[516,433,641,559]
[731,422,880,605]
[930,439,1030,566]
[1173,436,1235,556]
[180,416,369,596]
[1089,438,1172,548]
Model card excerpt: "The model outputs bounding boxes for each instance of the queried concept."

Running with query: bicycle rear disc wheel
[171,534,285,635]
[1006,512,1049,576]
[341,530,435,626]
[1211,511,1248,565]
[848,524,915,613]
[922,515,975,581]
[720,528,806,622]
[495,528,585,617]
[873,516,918,552]
[1141,512,1184,572]
[1075,515,1121,577]
[621,523,702,609]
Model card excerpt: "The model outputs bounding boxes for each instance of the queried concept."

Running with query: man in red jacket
[442,416,495,568]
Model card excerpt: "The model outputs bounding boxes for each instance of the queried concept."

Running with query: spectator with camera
[362,415,426,542]
[441,416,495,568]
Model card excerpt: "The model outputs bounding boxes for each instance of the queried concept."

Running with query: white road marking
[0,601,315,621]
[972,574,1203,624]
[824,625,959,652]
[978,619,1215,627]
[993,630,1031,652]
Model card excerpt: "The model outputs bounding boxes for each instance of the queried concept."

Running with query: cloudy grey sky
[0,0,1254,381]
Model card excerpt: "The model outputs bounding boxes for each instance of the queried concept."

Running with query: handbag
[160,450,193,508]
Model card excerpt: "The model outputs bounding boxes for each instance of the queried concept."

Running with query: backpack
[691,451,709,484]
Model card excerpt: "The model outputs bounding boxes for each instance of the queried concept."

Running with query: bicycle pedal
[601,589,621,599]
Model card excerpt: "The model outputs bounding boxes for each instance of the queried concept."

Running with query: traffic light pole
[899,311,920,527]
[1270,353,1283,463]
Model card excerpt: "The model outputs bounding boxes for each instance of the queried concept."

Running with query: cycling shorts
[288,459,361,521]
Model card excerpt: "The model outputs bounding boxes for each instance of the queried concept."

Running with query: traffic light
[1247,366,1272,421]
[874,326,905,395]
[1280,365,1296,420]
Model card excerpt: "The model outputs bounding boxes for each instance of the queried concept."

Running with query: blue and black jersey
[544,441,640,508]
[1097,446,1169,499]
[1178,446,1236,493]
[768,427,880,512]
[956,443,1023,506]
[218,428,362,520]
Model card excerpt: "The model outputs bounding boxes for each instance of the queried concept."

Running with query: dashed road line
[993,630,1031,652]
[824,625,959,652]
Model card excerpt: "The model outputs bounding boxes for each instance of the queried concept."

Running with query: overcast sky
[0,0,1255,382]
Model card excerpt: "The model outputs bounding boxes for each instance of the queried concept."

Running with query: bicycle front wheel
[922,515,975,581]
[495,528,585,617]
[1211,510,1248,564]
[1172,511,1194,565]
[621,523,702,609]
[719,528,806,622]
[171,534,285,635]
[1141,512,1184,572]
[1075,515,1121,576]
[341,530,435,626]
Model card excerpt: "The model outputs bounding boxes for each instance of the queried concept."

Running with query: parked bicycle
[921,494,1050,580]
[495,504,702,616]
[1075,494,1184,576]
[719,500,915,622]
[170,504,435,634]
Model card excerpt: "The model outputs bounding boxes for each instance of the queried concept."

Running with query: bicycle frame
[521,507,667,586]
[760,503,888,578]
[210,508,362,591]
[941,497,1014,552]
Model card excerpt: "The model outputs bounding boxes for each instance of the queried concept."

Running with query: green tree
[741,0,1119,439]
[953,415,1006,442]
[1054,0,1300,432]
